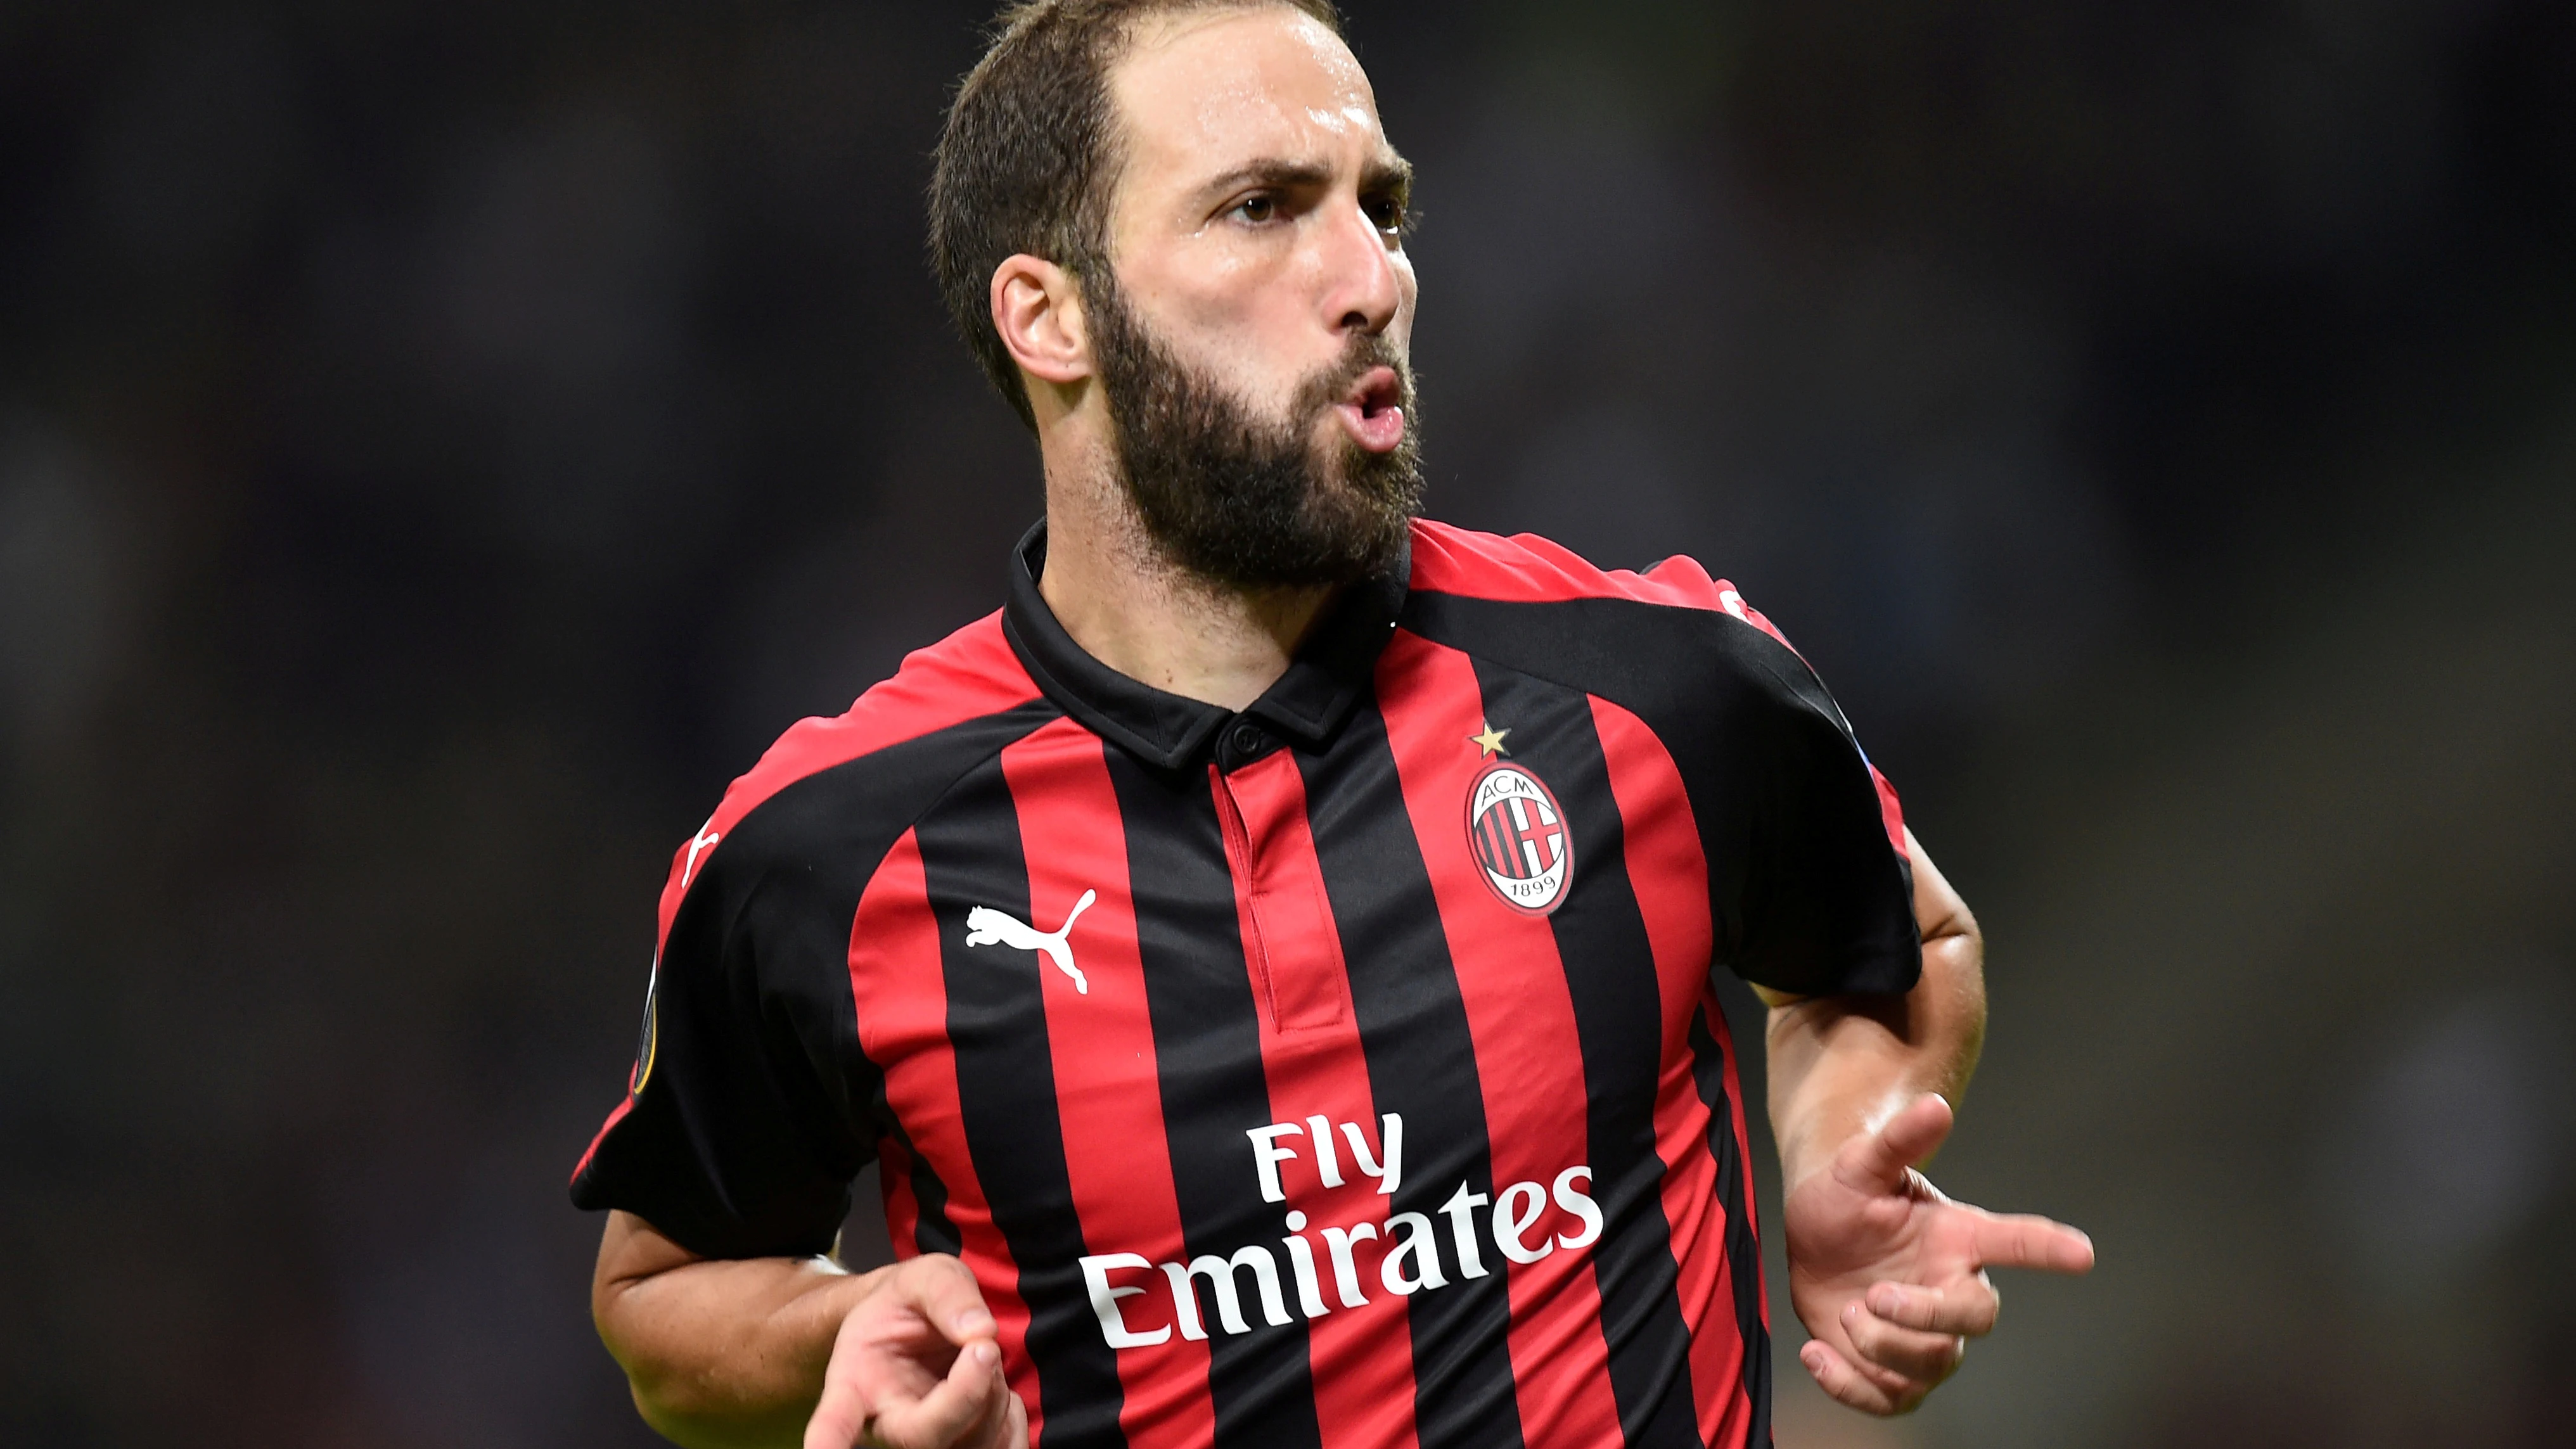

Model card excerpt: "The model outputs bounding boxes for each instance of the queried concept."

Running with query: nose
[1317,196,1404,338]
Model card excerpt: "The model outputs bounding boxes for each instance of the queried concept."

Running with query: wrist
[796,1263,887,1353]
[1776,1123,1854,1201]
[1774,1086,1940,1197]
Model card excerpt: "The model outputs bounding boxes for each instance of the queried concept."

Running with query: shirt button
[1229,723,1266,757]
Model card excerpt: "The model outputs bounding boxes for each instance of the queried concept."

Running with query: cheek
[1141,250,1271,343]
[1171,286,1323,386]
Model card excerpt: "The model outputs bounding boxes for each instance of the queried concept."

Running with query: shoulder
[652,612,1055,943]
[1406,519,1788,643]
[710,611,1046,854]
[1400,519,1813,706]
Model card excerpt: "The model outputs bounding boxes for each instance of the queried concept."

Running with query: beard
[1084,269,1424,591]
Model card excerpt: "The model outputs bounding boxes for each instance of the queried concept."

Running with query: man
[570,3,2093,1447]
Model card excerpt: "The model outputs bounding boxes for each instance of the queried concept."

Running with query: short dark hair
[928,0,1345,431]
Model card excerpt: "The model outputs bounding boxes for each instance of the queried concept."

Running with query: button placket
[1207,753,1352,1035]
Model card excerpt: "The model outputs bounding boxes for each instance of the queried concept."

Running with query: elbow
[590,1253,657,1381]
[588,1234,843,1449]
[599,1339,753,1449]
[589,1210,736,1436]
[594,1284,740,1445]
[591,1254,714,1441]
[627,1386,734,1449]
[592,1273,678,1423]
[1915,921,1986,1094]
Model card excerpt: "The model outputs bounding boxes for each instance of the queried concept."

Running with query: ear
[990,254,1092,390]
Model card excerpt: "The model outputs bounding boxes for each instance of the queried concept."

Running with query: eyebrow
[1365,153,1415,198]
[1201,151,1414,199]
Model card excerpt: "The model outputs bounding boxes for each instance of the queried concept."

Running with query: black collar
[1000,521,1409,772]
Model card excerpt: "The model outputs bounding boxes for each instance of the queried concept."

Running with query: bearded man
[571,4,2094,1448]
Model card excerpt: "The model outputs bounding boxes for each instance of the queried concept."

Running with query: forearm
[593,1210,887,1449]
[1764,830,1987,1189]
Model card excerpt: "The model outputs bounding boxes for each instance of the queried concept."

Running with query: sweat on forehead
[1110,7,1378,165]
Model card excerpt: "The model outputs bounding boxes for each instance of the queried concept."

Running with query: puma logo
[965,890,1098,995]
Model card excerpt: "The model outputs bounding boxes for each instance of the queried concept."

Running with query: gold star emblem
[1469,721,1510,758]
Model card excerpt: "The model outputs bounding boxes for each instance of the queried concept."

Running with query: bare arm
[592,1210,1025,1449]
[1759,829,2092,1416]
[1760,827,1987,1186]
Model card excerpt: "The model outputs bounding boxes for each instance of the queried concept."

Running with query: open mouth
[1333,366,1407,454]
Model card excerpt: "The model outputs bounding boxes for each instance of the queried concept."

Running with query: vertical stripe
[1593,698,1759,1448]
[1690,1001,1772,1448]
[877,1131,920,1257]
[1468,658,1701,1449]
[1583,700,1714,1046]
[1213,752,1425,1449]
[1375,632,1621,1449]
[847,831,1038,1414]
[906,1124,965,1258]
[876,1121,964,1259]
[1480,810,1515,881]
[1105,752,1326,1449]
[999,722,1217,1449]
[915,767,1126,1449]
[1649,1055,1750,1449]
[1298,694,1531,1449]
[1222,748,1437,1449]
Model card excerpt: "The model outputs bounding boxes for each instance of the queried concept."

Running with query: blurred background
[3,1,2572,1445]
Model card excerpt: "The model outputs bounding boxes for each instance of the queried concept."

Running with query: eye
[1229,193,1279,225]
[1364,193,1410,237]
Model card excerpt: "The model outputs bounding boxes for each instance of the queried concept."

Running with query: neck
[1036,438,1336,713]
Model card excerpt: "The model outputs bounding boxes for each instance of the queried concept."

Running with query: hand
[804,1254,1028,1449]
[1782,1094,2093,1415]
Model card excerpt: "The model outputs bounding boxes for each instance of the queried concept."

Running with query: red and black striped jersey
[572,520,1919,1449]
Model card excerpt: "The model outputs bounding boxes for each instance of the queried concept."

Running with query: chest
[847,680,1716,1190]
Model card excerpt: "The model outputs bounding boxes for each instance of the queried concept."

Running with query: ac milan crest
[1466,761,1574,915]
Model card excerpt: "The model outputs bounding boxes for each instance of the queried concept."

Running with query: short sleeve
[1713,601,1921,999]
[569,824,876,1260]
[1395,528,1920,999]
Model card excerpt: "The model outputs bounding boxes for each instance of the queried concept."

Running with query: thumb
[1836,1093,1954,1193]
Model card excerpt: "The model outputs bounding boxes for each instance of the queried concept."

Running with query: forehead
[1108,7,1388,184]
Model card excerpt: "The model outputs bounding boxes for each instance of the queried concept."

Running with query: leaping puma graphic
[964,890,1098,994]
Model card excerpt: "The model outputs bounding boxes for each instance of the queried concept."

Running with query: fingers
[1798,1339,1911,1417]
[805,1364,873,1449]
[808,1337,1010,1449]
[989,1385,1030,1449]
[805,1255,1013,1449]
[1968,1211,2096,1275]
[865,1339,1009,1449]
[1866,1276,2000,1337]
[888,1254,1001,1344]
[1836,1094,1954,1194]
[1840,1299,1965,1382]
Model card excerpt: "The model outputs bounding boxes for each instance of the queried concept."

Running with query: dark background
[4,2,2573,1445]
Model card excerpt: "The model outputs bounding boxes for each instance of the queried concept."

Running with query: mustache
[1293,334,1414,419]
